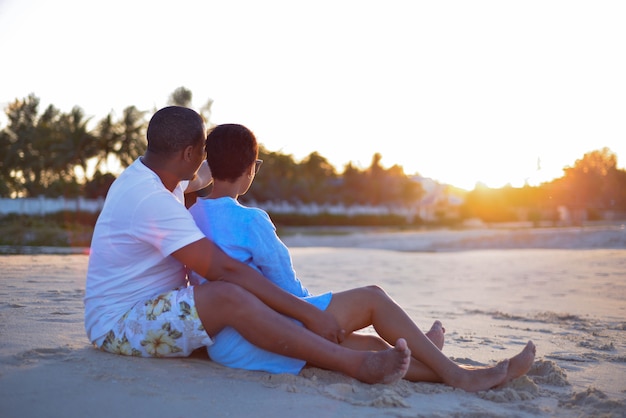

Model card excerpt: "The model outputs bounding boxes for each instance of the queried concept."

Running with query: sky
[1,0,625,190]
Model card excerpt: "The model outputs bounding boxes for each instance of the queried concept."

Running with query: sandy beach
[1,225,625,417]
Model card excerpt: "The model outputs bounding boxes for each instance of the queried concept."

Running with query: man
[84,106,410,384]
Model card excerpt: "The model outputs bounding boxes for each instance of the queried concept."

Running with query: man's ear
[183,144,194,161]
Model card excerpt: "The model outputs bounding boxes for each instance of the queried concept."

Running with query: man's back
[84,159,204,344]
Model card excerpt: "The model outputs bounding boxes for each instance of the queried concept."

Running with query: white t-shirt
[84,158,206,343]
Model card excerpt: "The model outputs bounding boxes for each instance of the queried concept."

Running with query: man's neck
[140,154,181,192]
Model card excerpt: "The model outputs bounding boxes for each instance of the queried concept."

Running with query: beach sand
[1,226,625,417]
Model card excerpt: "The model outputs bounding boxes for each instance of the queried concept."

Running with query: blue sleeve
[246,209,311,297]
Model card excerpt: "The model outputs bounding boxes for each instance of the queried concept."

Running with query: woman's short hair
[206,124,258,182]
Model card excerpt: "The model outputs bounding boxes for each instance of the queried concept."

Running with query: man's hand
[186,160,212,193]
[175,238,347,343]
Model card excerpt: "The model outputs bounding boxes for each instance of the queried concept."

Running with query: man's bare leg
[327,286,525,392]
[342,320,446,383]
[193,281,411,384]
[341,333,444,383]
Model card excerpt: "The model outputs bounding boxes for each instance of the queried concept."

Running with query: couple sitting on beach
[84,106,535,391]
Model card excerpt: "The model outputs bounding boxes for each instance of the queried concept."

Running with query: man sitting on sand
[188,122,536,391]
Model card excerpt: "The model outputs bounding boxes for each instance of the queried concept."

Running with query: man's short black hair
[146,106,206,155]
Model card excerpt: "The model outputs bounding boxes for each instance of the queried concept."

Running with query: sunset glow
[1,0,624,191]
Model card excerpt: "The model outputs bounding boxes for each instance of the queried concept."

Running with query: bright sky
[1,0,625,190]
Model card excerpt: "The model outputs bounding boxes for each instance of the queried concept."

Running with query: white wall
[0,197,104,215]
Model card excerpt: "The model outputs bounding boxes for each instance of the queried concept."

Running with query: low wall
[0,197,105,216]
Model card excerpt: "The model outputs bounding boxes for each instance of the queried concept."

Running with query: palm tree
[0,128,11,196]
[55,106,97,183]
[93,112,122,175]
[297,152,337,203]
[3,94,41,196]
[116,106,147,168]
[367,153,385,205]
[168,86,193,107]
[340,162,368,205]
[200,98,214,126]
[36,104,66,192]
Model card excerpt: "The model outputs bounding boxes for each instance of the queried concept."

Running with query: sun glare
[1,0,624,193]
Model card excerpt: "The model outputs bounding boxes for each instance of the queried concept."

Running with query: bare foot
[447,360,509,392]
[425,320,445,350]
[356,338,411,384]
[441,341,535,392]
[499,341,536,386]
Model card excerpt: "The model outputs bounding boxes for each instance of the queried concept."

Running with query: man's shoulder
[113,162,172,199]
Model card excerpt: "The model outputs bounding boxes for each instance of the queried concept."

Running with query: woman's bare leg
[342,333,536,386]
[193,281,411,384]
[327,286,533,392]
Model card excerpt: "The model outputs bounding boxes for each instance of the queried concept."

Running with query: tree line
[0,90,422,208]
[462,147,626,223]
[2,89,625,225]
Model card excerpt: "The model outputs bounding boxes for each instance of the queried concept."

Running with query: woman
[189,123,536,392]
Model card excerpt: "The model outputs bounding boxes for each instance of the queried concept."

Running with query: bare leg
[352,321,445,351]
[342,333,443,383]
[342,320,446,383]
[193,281,411,384]
[327,286,519,392]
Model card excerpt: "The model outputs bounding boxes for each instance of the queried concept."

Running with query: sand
[1,225,625,417]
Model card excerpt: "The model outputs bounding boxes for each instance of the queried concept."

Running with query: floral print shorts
[98,287,213,357]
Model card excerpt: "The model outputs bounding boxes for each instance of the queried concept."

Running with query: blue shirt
[189,196,311,297]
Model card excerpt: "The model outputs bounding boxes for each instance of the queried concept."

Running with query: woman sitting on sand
[188,123,536,392]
